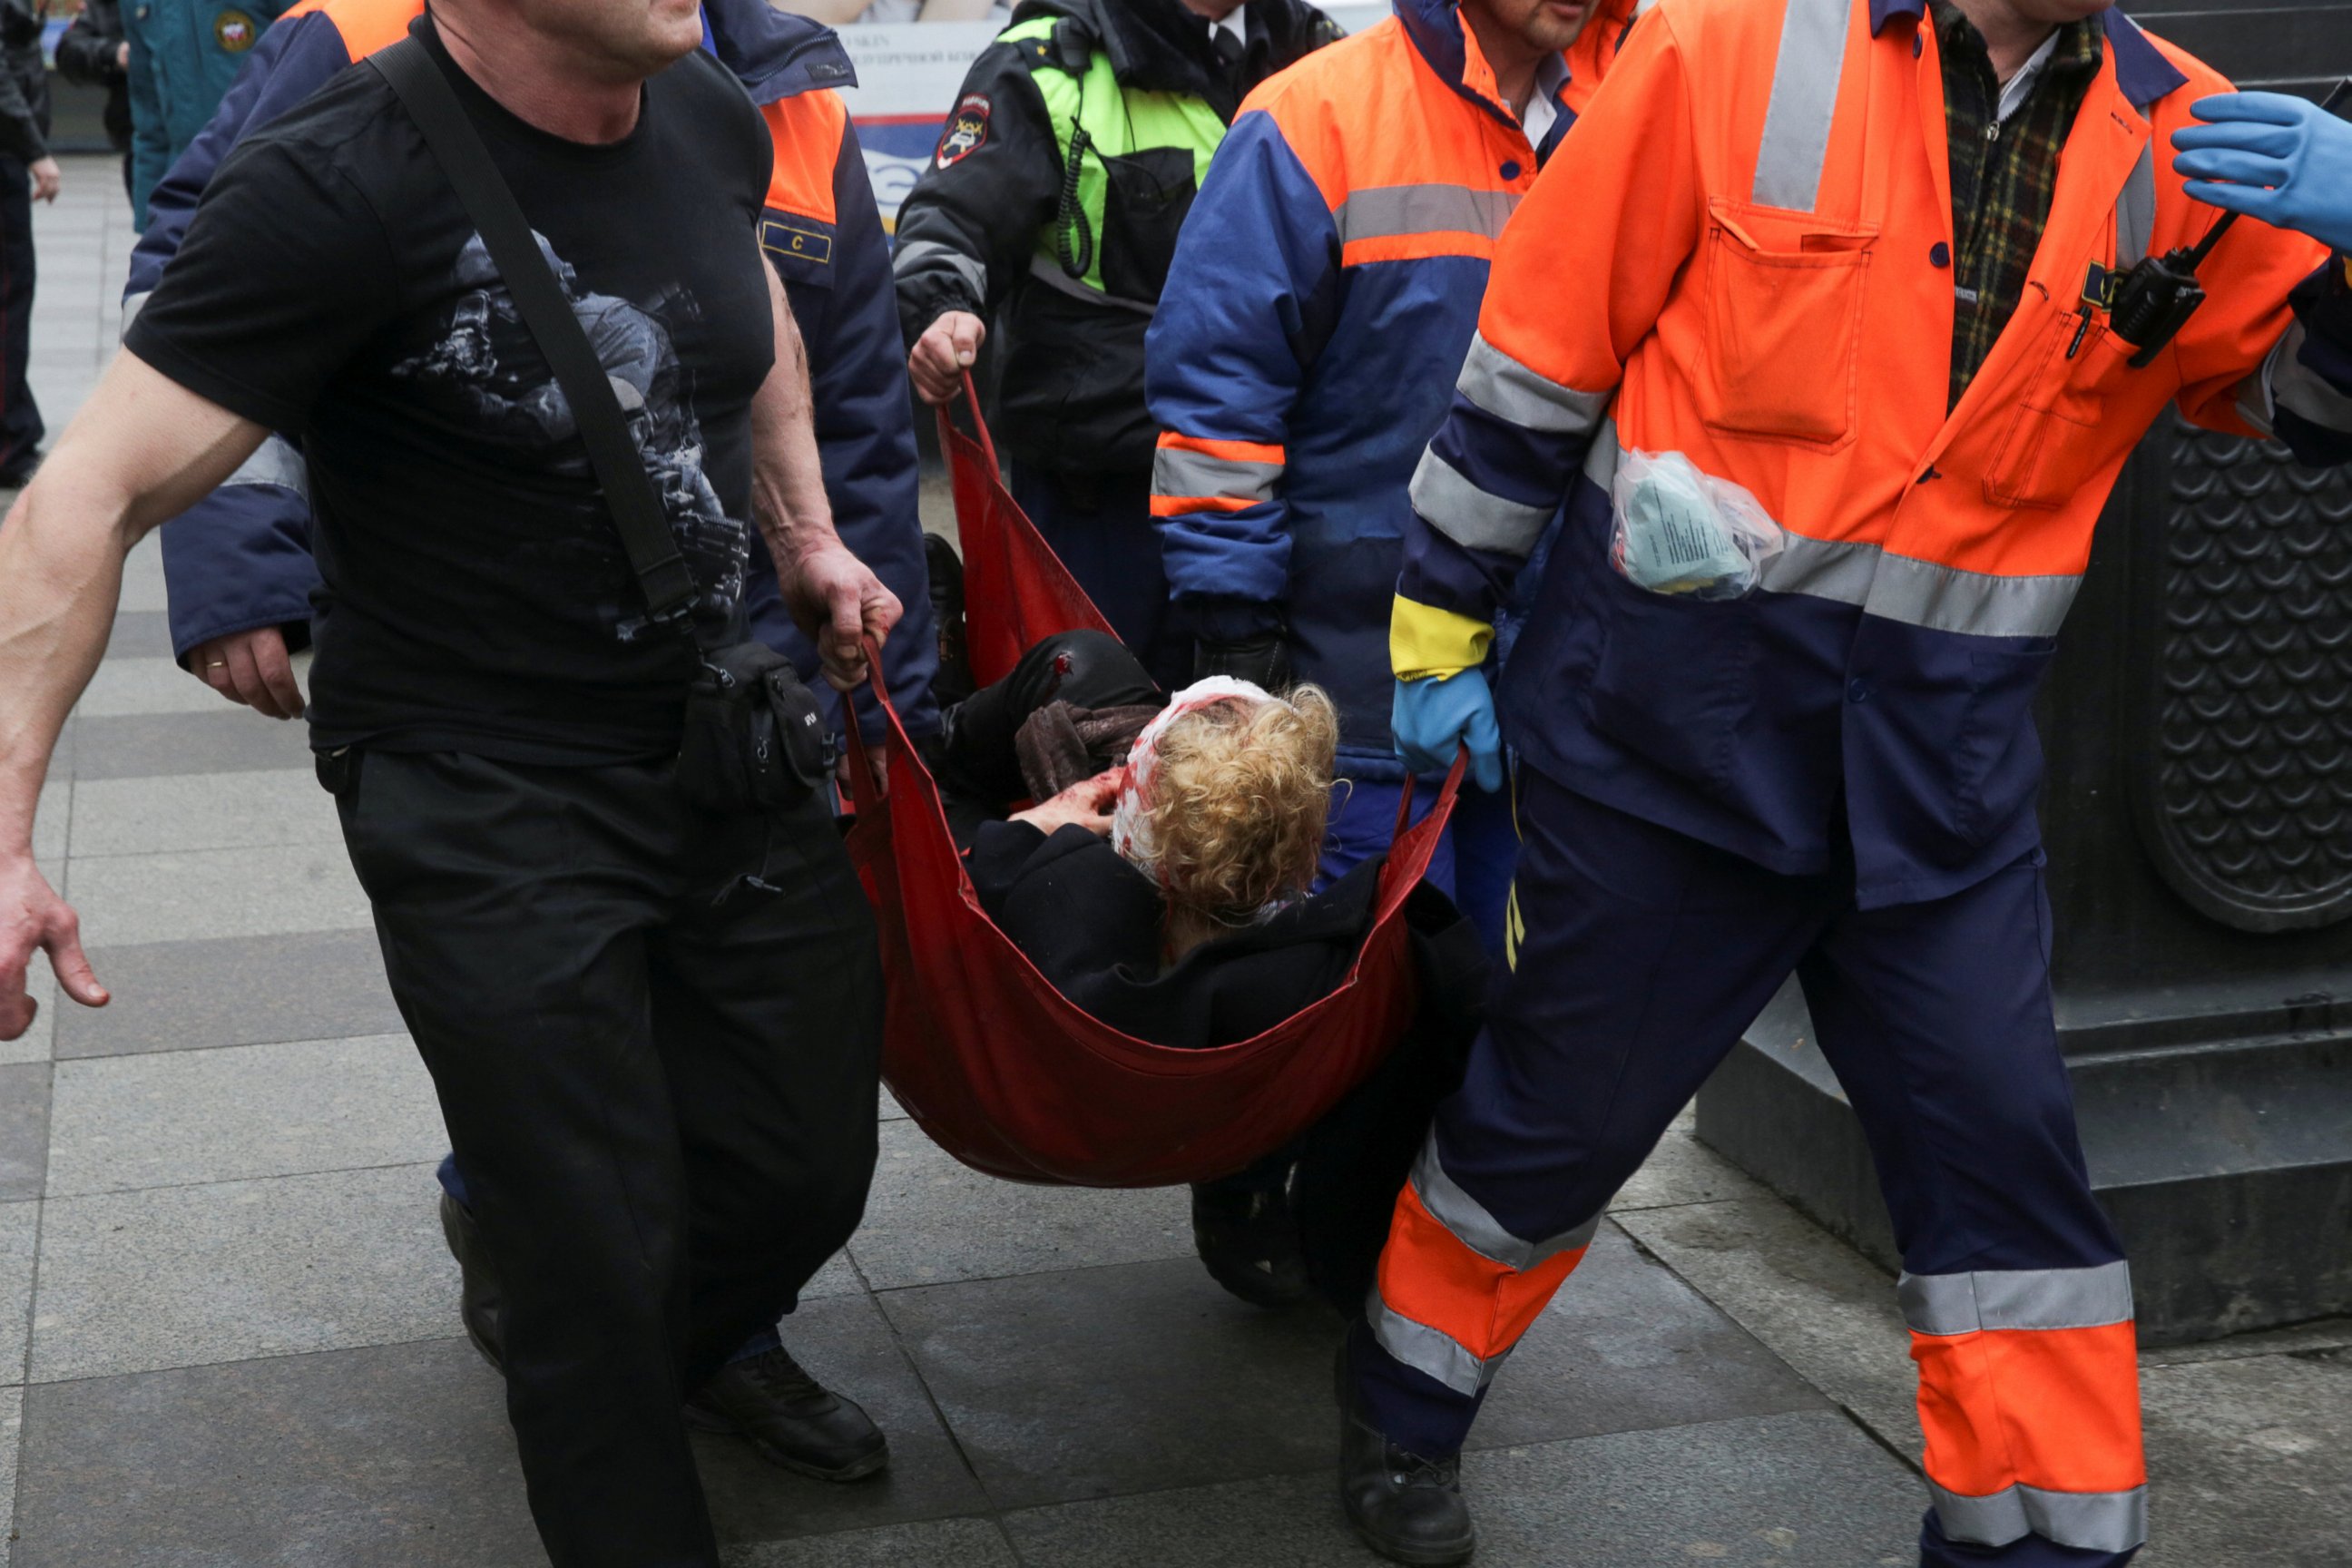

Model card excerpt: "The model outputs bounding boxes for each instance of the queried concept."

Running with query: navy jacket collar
[1870,0,2185,111]
[703,0,857,105]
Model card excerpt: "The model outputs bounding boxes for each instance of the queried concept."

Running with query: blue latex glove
[1393,669,1504,792]
[2173,92,2352,255]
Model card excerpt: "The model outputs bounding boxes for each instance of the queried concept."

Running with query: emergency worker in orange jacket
[1145,0,1641,957]
[1341,0,2352,1563]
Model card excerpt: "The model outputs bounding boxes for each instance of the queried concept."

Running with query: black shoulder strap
[368,35,699,632]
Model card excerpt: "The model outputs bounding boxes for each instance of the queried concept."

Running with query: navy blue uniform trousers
[1353,769,2144,1567]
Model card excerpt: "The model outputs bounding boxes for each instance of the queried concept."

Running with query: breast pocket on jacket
[761,214,839,292]
[1698,199,1878,451]
[1098,148,1198,304]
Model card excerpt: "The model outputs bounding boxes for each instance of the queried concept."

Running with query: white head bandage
[1110,676,1280,882]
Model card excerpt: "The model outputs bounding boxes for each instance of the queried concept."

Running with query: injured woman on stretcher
[922,625,1488,1309]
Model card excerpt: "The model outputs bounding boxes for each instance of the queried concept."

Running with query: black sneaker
[1337,1343,1476,1566]
[1191,1180,1311,1308]
[684,1345,890,1483]
[436,1190,505,1374]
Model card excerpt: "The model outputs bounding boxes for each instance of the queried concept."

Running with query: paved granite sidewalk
[2,157,2346,1568]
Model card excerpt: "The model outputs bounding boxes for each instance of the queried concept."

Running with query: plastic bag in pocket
[1608,448,1785,600]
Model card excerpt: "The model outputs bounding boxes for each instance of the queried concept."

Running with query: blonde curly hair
[1139,685,1341,933]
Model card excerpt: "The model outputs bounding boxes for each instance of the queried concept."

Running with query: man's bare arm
[0,350,270,1036]
[749,256,900,692]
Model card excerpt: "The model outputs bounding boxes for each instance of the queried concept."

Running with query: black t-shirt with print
[126,18,776,764]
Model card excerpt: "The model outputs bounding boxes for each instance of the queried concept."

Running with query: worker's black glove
[1193,631,1292,691]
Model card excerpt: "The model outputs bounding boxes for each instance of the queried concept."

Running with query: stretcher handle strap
[1395,747,1470,842]
[841,632,892,818]
[934,368,1000,476]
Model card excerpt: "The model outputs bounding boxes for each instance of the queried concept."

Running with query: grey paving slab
[2136,1348,2352,1568]
[106,610,176,661]
[69,707,317,780]
[1000,1409,1921,1568]
[30,1161,456,1382]
[1615,1196,1921,1455]
[726,1518,1017,1567]
[0,1063,52,1201]
[9,1337,542,1568]
[29,780,65,862]
[64,841,371,950]
[877,1228,1818,1514]
[55,927,401,1059]
[700,1293,994,1547]
[0,1200,36,1381]
[45,1034,443,1197]
[797,1248,864,1303]
[1611,1106,1773,1213]
[1467,1224,1826,1449]
[73,656,229,718]
[67,768,339,858]
[113,535,170,614]
[0,1385,19,1566]
[848,1119,1189,1290]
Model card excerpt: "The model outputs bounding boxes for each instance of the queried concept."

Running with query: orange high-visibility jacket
[1393,0,2352,905]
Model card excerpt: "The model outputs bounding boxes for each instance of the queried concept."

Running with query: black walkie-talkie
[2110,76,2352,368]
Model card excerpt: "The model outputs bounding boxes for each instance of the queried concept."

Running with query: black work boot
[436,1190,505,1374]
[1337,1345,1476,1565]
[1191,1179,1312,1308]
[684,1345,891,1483]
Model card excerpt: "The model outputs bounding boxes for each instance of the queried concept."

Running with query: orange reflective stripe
[1912,1321,2145,1497]
[1375,1183,1584,1364]
[1157,433,1284,466]
[1342,232,1497,269]
[763,91,845,226]
[281,0,420,59]
[1150,493,1254,517]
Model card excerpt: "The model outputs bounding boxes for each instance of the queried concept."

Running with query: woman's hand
[1009,769,1122,838]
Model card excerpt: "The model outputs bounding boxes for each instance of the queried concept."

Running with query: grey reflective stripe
[119,289,150,340]
[1455,332,1612,436]
[1336,184,1522,245]
[1751,0,1851,211]
[894,239,987,304]
[1863,552,2081,639]
[1759,531,1881,604]
[2266,319,2352,436]
[2116,143,2155,270]
[1408,449,1553,556]
[1025,253,1155,317]
[1930,1482,2149,1553]
[223,435,308,496]
[1410,1132,1602,1272]
[1582,416,1623,491]
[1152,446,1281,506]
[1366,1289,1495,1396]
[1898,1261,2133,1336]
[1755,533,2081,638]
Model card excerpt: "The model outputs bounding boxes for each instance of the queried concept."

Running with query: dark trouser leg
[0,157,40,474]
[1803,857,2141,1567]
[339,752,878,1568]
[1352,771,1828,1456]
[936,629,1160,838]
[1009,465,1183,687]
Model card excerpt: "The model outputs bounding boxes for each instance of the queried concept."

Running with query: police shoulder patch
[214,7,257,50]
[936,94,991,171]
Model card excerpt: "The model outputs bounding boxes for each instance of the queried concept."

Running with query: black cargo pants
[328,747,882,1568]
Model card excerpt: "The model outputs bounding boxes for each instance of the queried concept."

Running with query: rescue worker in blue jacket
[1145,0,1642,956]
[127,0,936,1486]
[124,0,297,225]
[893,0,1339,685]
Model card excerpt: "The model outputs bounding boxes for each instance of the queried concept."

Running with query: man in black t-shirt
[0,2,898,1561]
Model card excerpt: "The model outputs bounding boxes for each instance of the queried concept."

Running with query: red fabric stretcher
[838,393,1462,1187]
